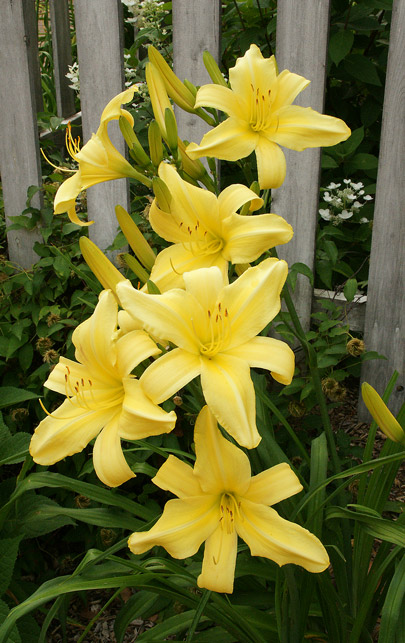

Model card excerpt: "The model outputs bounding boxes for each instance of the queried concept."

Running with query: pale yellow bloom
[186,44,351,189]
[129,406,329,594]
[146,163,293,291]
[54,87,151,226]
[30,290,176,487]
[362,383,405,446]
[117,259,294,448]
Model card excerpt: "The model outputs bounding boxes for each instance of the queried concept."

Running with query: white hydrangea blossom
[66,62,80,98]
[319,180,373,225]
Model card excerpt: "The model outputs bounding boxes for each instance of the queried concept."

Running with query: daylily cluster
[31,44,352,592]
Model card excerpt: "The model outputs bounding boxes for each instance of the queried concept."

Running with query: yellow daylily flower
[129,406,329,593]
[146,162,293,292]
[186,44,351,189]
[117,259,294,448]
[54,87,151,226]
[29,290,176,487]
[362,383,405,446]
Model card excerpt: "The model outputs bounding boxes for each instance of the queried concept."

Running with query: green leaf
[14,494,76,538]
[321,154,338,169]
[289,263,314,288]
[346,153,378,172]
[0,433,31,466]
[338,126,364,157]
[138,611,209,641]
[329,30,354,66]
[0,537,22,597]
[0,600,21,643]
[0,336,22,360]
[343,278,358,302]
[379,554,405,643]
[18,343,34,371]
[0,387,39,409]
[114,591,170,643]
[326,506,405,547]
[344,54,381,86]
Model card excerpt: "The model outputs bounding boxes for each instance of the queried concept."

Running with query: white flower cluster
[66,61,80,98]
[121,0,169,39]
[319,179,372,226]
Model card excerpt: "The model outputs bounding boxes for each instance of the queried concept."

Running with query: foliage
[0,1,404,642]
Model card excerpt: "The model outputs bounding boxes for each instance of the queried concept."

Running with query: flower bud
[115,205,156,271]
[145,62,173,139]
[122,253,150,285]
[148,45,196,113]
[203,50,228,86]
[164,107,179,155]
[79,236,126,296]
[148,120,164,167]
[119,116,151,168]
[362,382,405,445]
[152,176,172,212]
[288,401,306,418]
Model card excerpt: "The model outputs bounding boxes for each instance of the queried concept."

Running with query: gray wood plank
[0,0,42,268]
[23,0,44,113]
[172,0,221,147]
[360,0,405,418]
[50,0,76,117]
[74,0,129,254]
[272,0,331,330]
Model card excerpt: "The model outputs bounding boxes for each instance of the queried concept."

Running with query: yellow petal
[222,212,293,263]
[229,45,277,101]
[194,84,245,120]
[254,136,287,189]
[226,336,295,385]
[115,330,160,378]
[117,280,198,352]
[237,499,330,573]
[186,118,257,162]
[245,463,303,505]
[149,199,188,244]
[217,184,263,216]
[140,348,201,404]
[158,163,220,235]
[183,266,225,315]
[93,414,135,487]
[72,290,118,381]
[270,69,310,112]
[100,86,136,125]
[30,401,111,465]
[270,105,351,151]
[222,258,288,349]
[200,353,260,449]
[153,454,203,499]
[193,406,251,495]
[54,171,93,226]
[198,525,238,594]
[149,244,227,293]
[362,383,405,445]
[119,377,176,439]
[128,496,219,558]
[45,356,91,396]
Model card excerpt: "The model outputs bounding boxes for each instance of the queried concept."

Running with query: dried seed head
[347,338,365,357]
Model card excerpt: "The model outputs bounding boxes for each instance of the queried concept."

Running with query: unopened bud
[173,395,183,406]
[152,176,172,212]
[148,120,164,167]
[122,253,150,285]
[203,51,228,86]
[145,62,173,139]
[362,382,405,445]
[164,107,179,156]
[115,205,156,271]
[120,116,151,168]
[79,236,126,297]
[148,45,196,113]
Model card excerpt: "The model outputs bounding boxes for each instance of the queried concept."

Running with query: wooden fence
[0,0,403,417]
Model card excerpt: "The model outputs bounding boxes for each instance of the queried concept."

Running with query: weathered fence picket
[272,0,331,332]
[0,0,403,414]
[360,0,405,416]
